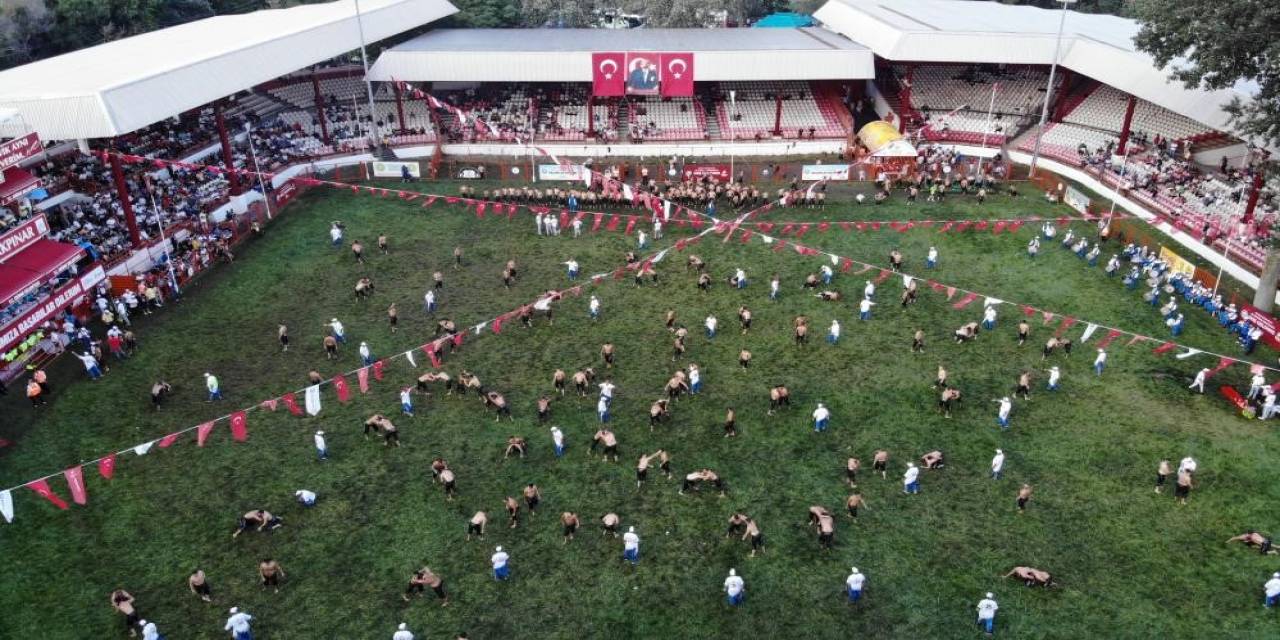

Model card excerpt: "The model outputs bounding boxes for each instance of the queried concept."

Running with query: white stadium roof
[0,0,458,141]
[368,28,874,83]
[814,0,1257,136]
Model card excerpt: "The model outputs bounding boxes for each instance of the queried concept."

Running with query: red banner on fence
[681,164,730,182]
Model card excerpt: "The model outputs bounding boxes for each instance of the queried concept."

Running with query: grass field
[1,181,1279,639]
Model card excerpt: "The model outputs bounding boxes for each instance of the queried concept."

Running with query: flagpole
[1104,143,1131,230]
[975,83,998,180]
[245,121,273,220]
[729,90,737,180]
[141,175,182,297]
[352,0,378,143]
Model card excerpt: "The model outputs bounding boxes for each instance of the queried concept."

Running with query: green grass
[1,184,1278,639]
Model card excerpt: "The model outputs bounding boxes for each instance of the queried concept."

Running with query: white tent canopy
[0,0,457,141]
[814,0,1257,137]
[368,28,874,82]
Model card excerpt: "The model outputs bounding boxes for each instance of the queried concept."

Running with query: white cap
[1097,348,1104,352]
[204,372,211,377]
[729,568,736,576]
[908,462,915,468]
[1001,397,1010,402]
[851,567,858,573]
[399,623,408,630]
[995,449,1002,454]
[496,545,503,551]
[316,430,324,435]
[628,526,635,532]
[361,341,367,346]
[295,490,303,496]
[332,318,338,323]
[817,402,824,407]
[139,620,147,626]
[229,607,238,614]
[986,592,994,598]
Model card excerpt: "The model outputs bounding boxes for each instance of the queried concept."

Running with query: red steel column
[393,81,407,135]
[587,95,595,137]
[214,104,242,195]
[1116,94,1137,154]
[312,73,330,144]
[773,94,783,137]
[1244,169,1264,225]
[109,152,142,245]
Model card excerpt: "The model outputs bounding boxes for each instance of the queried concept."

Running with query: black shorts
[1017,498,1029,509]
[660,461,671,473]
[742,319,752,329]
[443,480,456,493]
[604,353,614,364]
[389,316,398,326]
[194,582,210,596]
[873,460,886,471]
[563,524,578,536]
[637,468,648,481]
[1156,473,1167,486]
[263,573,279,586]
[526,496,540,510]
[847,505,858,517]
[280,335,289,346]
[751,533,764,549]
[846,469,857,480]
[151,393,162,405]
[468,522,482,535]
[1175,484,1190,498]
[124,612,139,629]
[1262,539,1273,554]
[433,582,446,598]
[604,445,617,456]
[724,420,736,432]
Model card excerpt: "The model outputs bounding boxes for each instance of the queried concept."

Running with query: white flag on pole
[305,384,322,416]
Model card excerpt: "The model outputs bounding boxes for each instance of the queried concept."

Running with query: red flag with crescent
[660,52,694,97]
[229,411,248,442]
[197,421,216,446]
[99,454,117,479]
[27,479,68,510]
[592,52,626,96]
[64,466,87,505]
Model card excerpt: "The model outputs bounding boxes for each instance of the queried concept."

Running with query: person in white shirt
[204,372,221,401]
[903,463,920,494]
[976,593,998,635]
[653,219,663,239]
[983,305,998,330]
[1046,366,1060,391]
[359,341,373,366]
[76,352,104,379]
[224,607,253,640]
[598,380,616,402]
[769,275,780,300]
[400,386,414,416]
[1093,349,1107,376]
[491,546,510,580]
[424,289,437,314]
[688,364,702,394]
[845,567,866,603]
[1265,571,1280,607]
[393,622,415,640]
[705,315,718,338]
[991,449,1005,480]
[597,396,610,423]
[295,489,317,507]
[313,430,327,461]
[1261,391,1279,420]
[1178,456,1197,475]
[821,264,834,284]
[994,397,1012,429]
[723,568,745,606]
[926,246,939,268]
[1248,372,1267,399]
[329,223,343,247]
[859,298,875,321]
[572,217,584,237]
[734,268,747,289]
[589,296,601,321]
[623,526,641,564]
[828,319,840,344]
[535,213,545,236]
[1189,368,1210,394]
[550,426,566,458]
[565,259,580,281]
[138,619,161,640]
[329,318,346,344]
[638,230,648,249]
[863,280,875,299]
[812,403,831,432]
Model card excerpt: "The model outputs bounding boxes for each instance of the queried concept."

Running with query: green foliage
[1133,0,1280,148]
[0,181,1275,638]
[449,0,522,28]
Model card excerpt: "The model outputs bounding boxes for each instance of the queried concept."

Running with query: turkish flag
[229,411,248,442]
[660,52,694,97]
[64,466,87,505]
[157,432,181,448]
[99,454,116,479]
[27,479,68,510]
[372,360,385,381]
[592,52,626,96]
[281,393,303,416]
[357,367,370,393]
[333,374,352,403]
[197,421,217,446]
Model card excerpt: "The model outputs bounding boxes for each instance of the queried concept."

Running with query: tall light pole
[141,175,181,296]
[1028,0,1076,178]
[353,0,379,142]
[975,83,999,180]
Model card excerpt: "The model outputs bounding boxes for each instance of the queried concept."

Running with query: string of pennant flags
[724,222,1273,381]
[0,192,774,525]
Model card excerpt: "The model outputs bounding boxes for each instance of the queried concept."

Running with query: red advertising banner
[1239,302,1280,350]
[660,52,694,97]
[273,179,299,208]
[0,133,42,173]
[0,213,49,263]
[0,263,103,353]
[625,52,661,96]
[681,163,731,182]
[592,52,626,97]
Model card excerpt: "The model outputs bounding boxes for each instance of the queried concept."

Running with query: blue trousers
[624,548,639,564]
[827,334,838,344]
[927,259,936,268]
[316,447,327,461]
[905,481,919,494]
[208,389,222,401]
[815,418,829,432]
[494,565,510,581]
[706,328,715,338]
[998,416,1009,430]
[568,269,578,280]
[727,592,743,606]
[860,311,870,321]
[847,588,862,602]
[554,444,565,458]
[979,616,994,634]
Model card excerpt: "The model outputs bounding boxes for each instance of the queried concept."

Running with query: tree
[0,1,53,68]
[448,0,521,28]
[1132,0,1280,309]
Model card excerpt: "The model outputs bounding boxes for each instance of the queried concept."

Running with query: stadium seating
[628,98,705,141]
[714,81,846,140]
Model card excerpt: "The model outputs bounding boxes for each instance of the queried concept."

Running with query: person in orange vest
[27,377,46,407]
[32,368,48,394]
